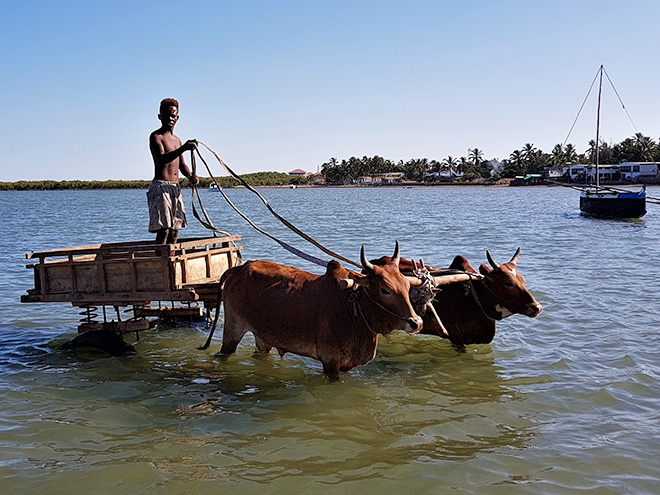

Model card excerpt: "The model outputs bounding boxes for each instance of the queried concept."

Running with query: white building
[618,162,658,181]
[569,164,619,182]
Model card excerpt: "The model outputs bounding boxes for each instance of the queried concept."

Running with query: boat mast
[595,64,603,188]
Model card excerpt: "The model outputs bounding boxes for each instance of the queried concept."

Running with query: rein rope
[347,285,415,335]
[190,141,361,269]
[467,280,499,322]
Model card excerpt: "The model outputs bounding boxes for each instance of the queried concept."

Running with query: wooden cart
[22,236,242,333]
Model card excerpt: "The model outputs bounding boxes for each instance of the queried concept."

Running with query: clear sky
[2,1,659,181]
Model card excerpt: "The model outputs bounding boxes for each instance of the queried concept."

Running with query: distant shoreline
[0,178,516,191]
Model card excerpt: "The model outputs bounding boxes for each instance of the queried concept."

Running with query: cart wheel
[65,330,135,356]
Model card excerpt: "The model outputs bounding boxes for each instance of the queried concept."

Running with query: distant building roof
[288,169,306,176]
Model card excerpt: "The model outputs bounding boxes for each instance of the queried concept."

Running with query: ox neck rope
[348,285,414,335]
[190,142,361,269]
[480,274,525,307]
[467,280,501,322]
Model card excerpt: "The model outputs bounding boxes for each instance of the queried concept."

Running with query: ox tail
[197,267,234,351]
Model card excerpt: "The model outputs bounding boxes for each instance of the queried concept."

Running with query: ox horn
[360,245,374,273]
[486,250,500,269]
[510,247,521,265]
[392,240,400,267]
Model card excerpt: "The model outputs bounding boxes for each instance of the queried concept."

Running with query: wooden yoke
[339,269,481,291]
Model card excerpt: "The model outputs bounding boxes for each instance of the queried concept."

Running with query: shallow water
[1,186,659,494]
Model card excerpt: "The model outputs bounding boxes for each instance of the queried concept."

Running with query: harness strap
[347,289,378,336]
[468,280,499,322]
[360,286,416,323]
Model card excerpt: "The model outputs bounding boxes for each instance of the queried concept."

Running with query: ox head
[348,241,423,334]
[478,248,543,319]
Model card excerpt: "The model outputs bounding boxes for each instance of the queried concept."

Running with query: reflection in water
[0,326,537,488]
[148,330,537,482]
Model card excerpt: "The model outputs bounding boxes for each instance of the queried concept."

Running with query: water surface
[1,186,659,494]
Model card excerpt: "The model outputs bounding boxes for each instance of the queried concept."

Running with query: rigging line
[602,66,639,134]
[195,140,362,269]
[602,67,655,162]
[548,179,660,205]
[192,147,331,268]
[563,67,600,148]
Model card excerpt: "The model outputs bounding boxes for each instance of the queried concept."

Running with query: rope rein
[347,289,378,336]
[347,285,417,336]
[191,141,361,269]
[467,280,499,322]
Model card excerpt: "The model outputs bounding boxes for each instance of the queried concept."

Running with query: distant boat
[209,183,219,190]
[577,65,646,219]
[580,184,646,218]
[289,184,296,189]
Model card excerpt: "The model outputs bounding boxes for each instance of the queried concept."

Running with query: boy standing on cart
[148,98,199,244]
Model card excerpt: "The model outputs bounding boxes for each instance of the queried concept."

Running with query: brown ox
[374,248,542,346]
[211,243,423,375]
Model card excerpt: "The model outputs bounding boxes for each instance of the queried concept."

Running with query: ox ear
[392,240,400,267]
[486,250,500,269]
[510,247,521,265]
[360,245,375,274]
[479,263,491,276]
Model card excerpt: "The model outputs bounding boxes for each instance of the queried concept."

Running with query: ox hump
[450,255,476,274]
[325,260,350,279]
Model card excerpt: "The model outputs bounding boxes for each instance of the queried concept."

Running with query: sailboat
[578,65,647,219]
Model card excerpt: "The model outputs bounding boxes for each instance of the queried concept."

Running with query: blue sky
[2,1,659,181]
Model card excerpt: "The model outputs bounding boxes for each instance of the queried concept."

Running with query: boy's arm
[179,159,199,185]
[150,135,197,167]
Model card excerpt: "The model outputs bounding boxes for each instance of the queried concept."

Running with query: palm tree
[457,156,470,175]
[586,140,597,163]
[522,143,537,164]
[468,148,484,167]
[563,143,579,164]
[441,155,458,173]
[503,149,526,177]
[633,132,655,161]
[550,144,564,167]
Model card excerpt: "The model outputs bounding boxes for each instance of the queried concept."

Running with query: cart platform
[21,236,242,333]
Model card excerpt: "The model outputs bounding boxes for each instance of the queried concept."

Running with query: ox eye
[505,282,515,288]
[381,287,392,296]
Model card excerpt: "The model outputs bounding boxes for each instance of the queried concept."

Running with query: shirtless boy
[148,98,199,244]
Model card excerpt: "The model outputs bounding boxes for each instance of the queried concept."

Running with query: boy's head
[159,98,179,114]
[158,98,180,127]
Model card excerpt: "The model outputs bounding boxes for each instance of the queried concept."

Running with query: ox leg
[452,343,467,353]
[254,336,273,355]
[219,332,246,354]
[321,360,341,377]
[218,313,248,355]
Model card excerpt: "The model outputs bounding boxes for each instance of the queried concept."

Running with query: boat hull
[579,189,646,219]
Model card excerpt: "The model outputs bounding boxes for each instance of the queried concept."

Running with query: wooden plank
[37,263,47,296]
[22,289,198,304]
[26,244,104,259]
[134,306,203,318]
[26,236,241,260]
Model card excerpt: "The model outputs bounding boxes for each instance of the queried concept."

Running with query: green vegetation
[200,171,313,188]
[2,133,658,190]
[0,180,152,191]
[321,133,660,183]
[0,172,314,191]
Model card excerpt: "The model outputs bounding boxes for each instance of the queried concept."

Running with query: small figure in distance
[148,98,200,245]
